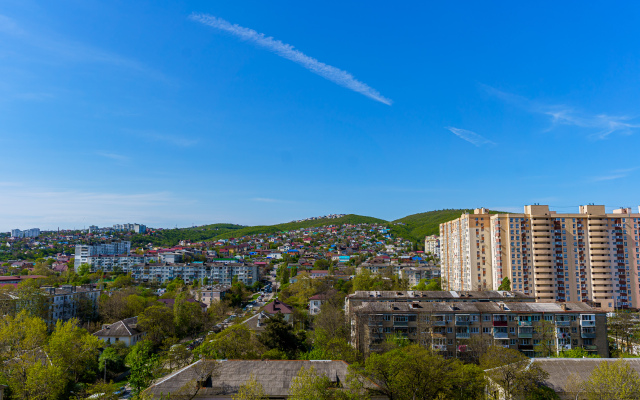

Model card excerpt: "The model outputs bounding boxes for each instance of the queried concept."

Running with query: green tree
[77,263,91,276]
[0,311,67,400]
[482,346,549,400]
[534,319,557,357]
[361,344,484,400]
[288,366,337,400]
[497,277,511,291]
[413,278,442,291]
[47,318,102,383]
[138,304,176,346]
[194,325,265,359]
[164,343,192,373]
[233,374,267,400]
[581,359,640,400]
[98,347,123,381]
[258,313,307,359]
[126,340,159,397]
[313,259,330,270]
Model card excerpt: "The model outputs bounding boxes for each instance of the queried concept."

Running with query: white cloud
[190,13,392,105]
[483,85,640,139]
[445,127,495,147]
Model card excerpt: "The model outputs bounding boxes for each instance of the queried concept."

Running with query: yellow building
[441,205,640,310]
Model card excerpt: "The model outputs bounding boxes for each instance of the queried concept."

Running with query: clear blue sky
[2,1,640,230]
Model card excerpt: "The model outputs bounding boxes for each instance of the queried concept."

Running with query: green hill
[391,209,505,243]
[131,223,247,247]
[212,214,387,240]
[131,210,503,247]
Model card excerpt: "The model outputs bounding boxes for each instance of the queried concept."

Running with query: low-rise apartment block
[74,241,131,270]
[424,235,440,258]
[350,299,608,358]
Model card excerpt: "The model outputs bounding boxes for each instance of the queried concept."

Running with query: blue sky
[2,1,640,230]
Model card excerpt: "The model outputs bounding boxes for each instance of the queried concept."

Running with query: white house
[93,317,145,347]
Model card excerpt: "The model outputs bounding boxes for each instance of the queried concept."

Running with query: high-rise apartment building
[440,208,493,291]
[441,205,640,310]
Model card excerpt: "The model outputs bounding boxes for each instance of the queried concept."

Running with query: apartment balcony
[518,328,533,338]
[456,332,470,339]
[518,320,533,326]
[581,329,597,339]
[432,344,447,351]
[555,320,571,326]
[580,320,596,327]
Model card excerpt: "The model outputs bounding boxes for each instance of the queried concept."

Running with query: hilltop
[132,209,501,247]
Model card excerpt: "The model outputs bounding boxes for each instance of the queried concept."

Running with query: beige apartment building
[441,205,640,310]
[440,208,494,291]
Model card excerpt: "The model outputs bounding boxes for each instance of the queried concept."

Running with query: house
[195,285,230,307]
[263,300,293,322]
[143,359,387,399]
[308,293,330,315]
[93,317,145,347]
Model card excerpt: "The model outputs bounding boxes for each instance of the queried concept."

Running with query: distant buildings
[11,228,41,238]
[440,204,640,311]
[112,223,145,233]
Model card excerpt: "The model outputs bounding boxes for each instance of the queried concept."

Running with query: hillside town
[2,205,640,399]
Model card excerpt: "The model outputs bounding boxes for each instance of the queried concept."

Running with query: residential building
[11,228,41,238]
[441,204,640,310]
[209,263,259,286]
[39,285,101,326]
[263,300,293,322]
[143,360,386,400]
[424,235,440,258]
[345,290,534,320]
[440,208,493,291]
[74,241,131,270]
[308,293,330,315]
[350,300,608,358]
[195,285,230,307]
[93,317,145,346]
[400,266,441,287]
[488,204,640,310]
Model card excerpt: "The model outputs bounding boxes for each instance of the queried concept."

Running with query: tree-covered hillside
[212,214,387,240]
[130,210,504,247]
[391,209,505,242]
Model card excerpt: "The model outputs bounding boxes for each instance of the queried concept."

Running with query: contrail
[189,13,392,106]
[446,127,496,147]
